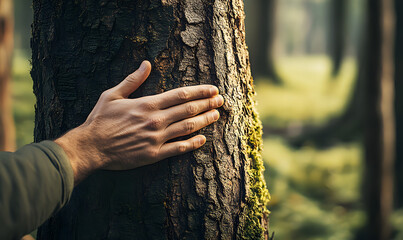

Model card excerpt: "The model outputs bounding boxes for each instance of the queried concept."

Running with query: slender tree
[245,0,280,83]
[288,66,364,148]
[328,0,346,76]
[394,0,403,211]
[0,0,15,151]
[304,0,325,55]
[32,0,270,239]
[358,0,395,239]
[14,0,33,51]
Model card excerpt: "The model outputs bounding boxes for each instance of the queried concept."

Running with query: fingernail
[199,136,206,145]
[212,110,220,121]
[216,95,224,106]
[139,61,148,72]
[210,86,219,96]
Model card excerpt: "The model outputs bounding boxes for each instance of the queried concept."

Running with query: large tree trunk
[359,0,395,239]
[32,0,270,239]
[0,0,15,152]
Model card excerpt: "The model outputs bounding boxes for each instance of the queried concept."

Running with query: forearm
[0,141,74,239]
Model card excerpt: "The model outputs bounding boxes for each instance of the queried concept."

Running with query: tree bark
[32,0,270,239]
[0,0,15,151]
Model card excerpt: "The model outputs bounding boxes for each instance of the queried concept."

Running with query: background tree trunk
[245,0,280,83]
[394,0,403,211]
[13,0,32,51]
[328,0,346,76]
[32,0,270,239]
[288,65,364,148]
[358,0,395,239]
[0,0,15,151]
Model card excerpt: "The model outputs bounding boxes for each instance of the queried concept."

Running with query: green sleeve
[0,141,74,239]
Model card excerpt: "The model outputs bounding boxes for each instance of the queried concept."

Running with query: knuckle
[146,116,165,130]
[185,120,196,133]
[100,89,113,100]
[209,98,215,109]
[205,113,212,124]
[186,103,198,115]
[192,139,198,149]
[142,99,158,110]
[178,89,190,101]
[126,72,138,82]
[178,143,187,153]
[146,133,159,144]
[148,148,159,159]
[204,88,211,97]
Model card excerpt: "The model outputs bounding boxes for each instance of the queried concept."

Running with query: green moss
[238,81,271,239]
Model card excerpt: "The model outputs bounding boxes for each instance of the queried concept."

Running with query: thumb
[113,61,152,98]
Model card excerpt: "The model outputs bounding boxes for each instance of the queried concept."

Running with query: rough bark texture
[32,0,270,239]
[0,0,15,151]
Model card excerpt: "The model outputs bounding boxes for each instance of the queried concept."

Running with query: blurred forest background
[4,0,403,239]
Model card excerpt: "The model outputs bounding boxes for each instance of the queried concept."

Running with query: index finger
[154,85,219,109]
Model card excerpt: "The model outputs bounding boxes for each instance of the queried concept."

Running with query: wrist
[55,125,103,185]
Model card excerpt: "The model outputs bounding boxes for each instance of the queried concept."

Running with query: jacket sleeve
[0,141,74,240]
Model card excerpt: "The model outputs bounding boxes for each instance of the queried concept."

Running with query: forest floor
[12,52,402,239]
[254,56,364,239]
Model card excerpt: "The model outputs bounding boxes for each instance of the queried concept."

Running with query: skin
[55,61,224,185]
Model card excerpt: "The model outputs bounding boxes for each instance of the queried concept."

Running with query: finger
[158,135,207,159]
[153,85,219,109]
[163,110,219,141]
[112,61,152,98]
[165,95,223,123]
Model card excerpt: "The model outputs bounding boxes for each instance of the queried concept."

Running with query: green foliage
[255,55,365,239]
[262,138,364,240]
[391,208,403,240]
[255,56,357,128]
[12,50,35,148]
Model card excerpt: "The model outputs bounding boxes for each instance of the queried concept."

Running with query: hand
[55,61,223,184]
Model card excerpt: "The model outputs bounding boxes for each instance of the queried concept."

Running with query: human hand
[55,61,223,184]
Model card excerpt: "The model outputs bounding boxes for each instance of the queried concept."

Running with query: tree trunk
[245,0,280,83]
[359,0,395,239]
[288,63,364,148]
[328,0,346,76]
[394,0,403,211]
[14,0,33,51]
[0,0,15,151]
[32,0,270,239]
